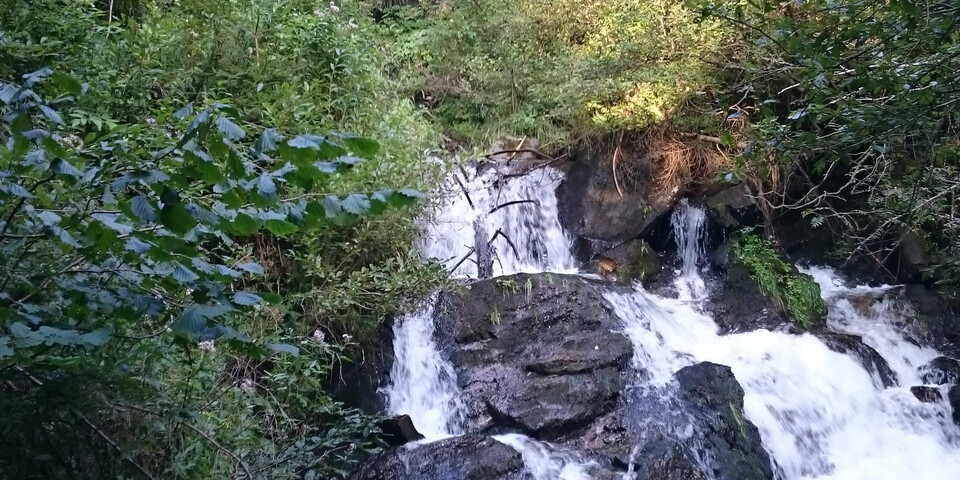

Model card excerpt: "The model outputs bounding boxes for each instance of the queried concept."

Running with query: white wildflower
[341,333,353,343]
[312,329,326,344]
[329,1,340,13]
[347,19,358,29]
[197,340,215,352]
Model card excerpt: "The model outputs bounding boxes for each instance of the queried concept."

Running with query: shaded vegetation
[732,233,826,328]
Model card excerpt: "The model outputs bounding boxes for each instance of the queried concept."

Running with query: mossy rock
[731,234,827,328]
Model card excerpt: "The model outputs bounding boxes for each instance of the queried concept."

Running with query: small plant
[732,233,826,328]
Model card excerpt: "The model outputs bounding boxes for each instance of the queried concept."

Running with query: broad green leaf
[342,193,371,215]
[215,115,245,140]
[264,219,298,236]
[254,128,283,156]
[39,105,64,125]
[51,72,82,97]
[339,135,380,157]
[232,292,263,306]
[173,264,200,283]
[230,213,261,235]
[160,203,197,234]
[131,195,157,222]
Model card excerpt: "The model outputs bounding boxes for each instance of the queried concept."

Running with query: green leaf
[173,264,200,283]
[174,103,194,120]
[260,292,282,304]
[173,304,234,340]
[230,213,261,235]
[39,105,64,125]
[237,262,264,274]
[131,195,157,222]
[51,72,82,97]
[339,135,380,157]
[232,292,263,306]
[342,194,371,215]
[160,203,196,234]
[267,343,300,356]
[264,219,298,236]
[254,128,283,156]
[215,116,245,140]
[51,158,83,178]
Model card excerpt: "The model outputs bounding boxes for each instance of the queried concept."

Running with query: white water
[607,202,960,480]
[418,164,578,277]
[385,165,960,480]
[384,297,466,439]
[493,434,597,480]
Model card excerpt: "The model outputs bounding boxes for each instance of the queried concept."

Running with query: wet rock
[351,434,527,480]
[818,333,899,388]
[709,262,791,334]
[949,385,960,426]
[378,415,424,446]
[674,362,774,480]
[592,238,662,283]
[557,144,676,243]
[438,273,632,438]
[902,284,960,357]
[910,386,943,403]
[706,184,760,230]
[919,356,960,385]
[896,232,929,283]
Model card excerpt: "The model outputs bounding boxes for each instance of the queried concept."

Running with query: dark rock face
[910,386,943,403]
[903,284,960,357]
[378,415,424,447]
[674,362,774,480]
[949,385,960,426]
[709,262,791,335]
[919,356,960,385]
[818,333,899,388]
[438,273,632,438]
[351,434,527,480]
[557,146,675,243]
[706,184,761,230]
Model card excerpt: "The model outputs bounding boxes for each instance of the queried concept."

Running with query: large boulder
[557,143,676,243]
[708,261,791,335]
[569,362,773,480]
[351,434,527,480]
[437,273,633,438]
[705,184,761,230]
[674,362,774,480]
[588,238,662,283]
[902,284,960,357]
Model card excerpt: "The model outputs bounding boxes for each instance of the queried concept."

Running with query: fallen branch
[490,229,521,261]
[678,132,724,145]
[489,199,538,215]
[484,148,555,161]
[452,173,474,209]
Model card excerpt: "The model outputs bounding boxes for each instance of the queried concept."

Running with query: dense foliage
[379,0,732,147]
[1,1,444,479]
[698,0,960,287]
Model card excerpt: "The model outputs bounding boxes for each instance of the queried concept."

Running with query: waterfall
[607,201,960,479]
[418,164,578,277]
[384,170,960,480]
[384,297,465,440]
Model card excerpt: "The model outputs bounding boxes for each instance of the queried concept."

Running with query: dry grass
[613,127,733,196]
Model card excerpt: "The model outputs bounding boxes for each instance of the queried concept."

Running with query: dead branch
[490,229,521,260]
[452,173,474,208]
[489,199,538,215]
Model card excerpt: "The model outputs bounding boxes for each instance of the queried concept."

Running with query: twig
[483,149,555,161]
[450,247,476,273]
[452,173,474,209]
[490,229,521,260]
[488,199,538,215]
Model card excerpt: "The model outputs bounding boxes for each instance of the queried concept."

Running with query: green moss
[732,234,827,328]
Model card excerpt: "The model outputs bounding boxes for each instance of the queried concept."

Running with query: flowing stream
[384,164,960,479]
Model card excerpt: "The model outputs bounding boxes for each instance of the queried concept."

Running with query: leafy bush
[380,0,732,147]
[732,234,826,328]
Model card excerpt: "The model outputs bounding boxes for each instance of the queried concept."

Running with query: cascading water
[384,297,465,439]
[607,201,960,480]
[418,164,578,277]
[383,164,960,480]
